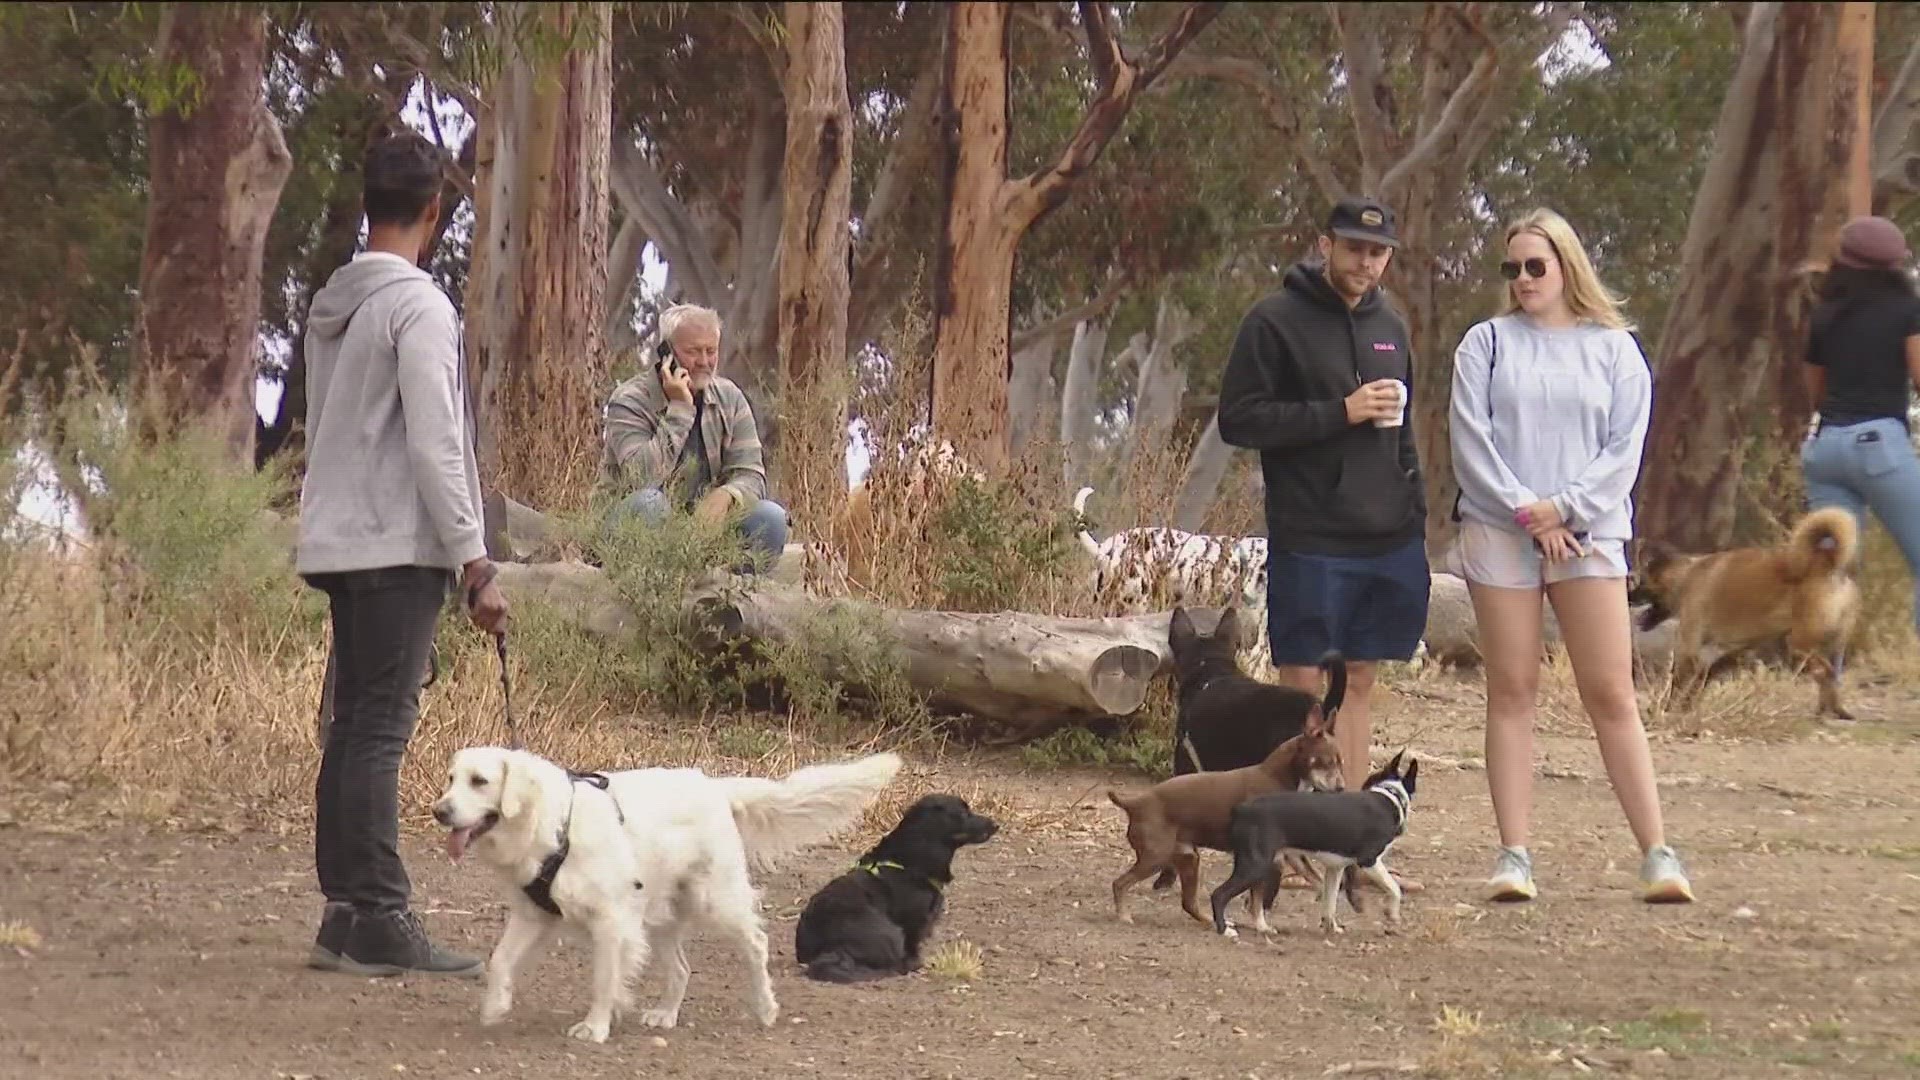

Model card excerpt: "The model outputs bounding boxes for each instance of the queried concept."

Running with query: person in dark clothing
[1217,196,1429,897]
[1800,214,1920,636]
[296,131,510,977]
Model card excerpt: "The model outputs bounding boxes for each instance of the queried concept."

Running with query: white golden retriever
[433,746,903,1044]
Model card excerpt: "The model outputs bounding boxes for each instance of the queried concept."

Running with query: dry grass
[0,920,44,952]
[9,333,1914,833]
[922,939,986,982]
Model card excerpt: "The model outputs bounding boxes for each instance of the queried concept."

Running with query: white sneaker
[1640,844,1695,904]
[1487,846,1536,903]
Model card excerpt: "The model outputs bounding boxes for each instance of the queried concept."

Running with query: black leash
[494,629,521,750]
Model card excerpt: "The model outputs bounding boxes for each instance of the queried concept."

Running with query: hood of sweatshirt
[307,253,432,341]
[1280,259,1388,320]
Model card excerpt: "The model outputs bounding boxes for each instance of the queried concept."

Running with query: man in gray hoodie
[296,131,508,978]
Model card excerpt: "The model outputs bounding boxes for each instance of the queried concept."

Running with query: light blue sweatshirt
[1448,314,1652,541]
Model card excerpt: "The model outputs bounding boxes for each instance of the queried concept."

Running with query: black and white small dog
[793,794,999,983]
[1208,750,1420,939]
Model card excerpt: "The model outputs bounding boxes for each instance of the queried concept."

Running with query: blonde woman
[1447,208,1693,905]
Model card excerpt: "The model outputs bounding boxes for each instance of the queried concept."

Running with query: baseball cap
[1834,215,1911,269]
[1326,196,1400,248]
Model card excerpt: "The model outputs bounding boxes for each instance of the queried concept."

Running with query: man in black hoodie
[1217,196,1430,861]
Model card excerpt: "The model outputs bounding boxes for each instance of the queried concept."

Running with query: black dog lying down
[794,794,999,983]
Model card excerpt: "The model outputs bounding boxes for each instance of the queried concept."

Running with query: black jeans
[306,566,451,913]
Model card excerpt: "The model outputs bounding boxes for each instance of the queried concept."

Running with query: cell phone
[655,339,685,378]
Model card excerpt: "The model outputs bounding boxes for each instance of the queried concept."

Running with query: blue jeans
[1265,537,1432,664]
[1802,416,1920,634]
[611,487,790,572]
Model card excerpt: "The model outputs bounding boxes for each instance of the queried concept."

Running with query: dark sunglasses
[1499,257,1551,281]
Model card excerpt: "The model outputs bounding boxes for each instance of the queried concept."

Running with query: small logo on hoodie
[1372,342,1398,352]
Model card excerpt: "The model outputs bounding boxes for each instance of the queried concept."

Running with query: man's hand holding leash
[462,557,510,635]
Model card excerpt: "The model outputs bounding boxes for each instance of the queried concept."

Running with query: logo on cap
[1360,209,1384,227]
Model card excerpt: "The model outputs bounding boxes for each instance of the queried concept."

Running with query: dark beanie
[1834,215,1911,270]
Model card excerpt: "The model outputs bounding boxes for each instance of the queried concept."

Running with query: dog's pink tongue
[446,827,473,863]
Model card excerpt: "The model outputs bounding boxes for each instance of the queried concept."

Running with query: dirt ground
[6,671,1920,1080]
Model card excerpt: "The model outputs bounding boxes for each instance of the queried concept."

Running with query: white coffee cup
[1374,379,1407,428]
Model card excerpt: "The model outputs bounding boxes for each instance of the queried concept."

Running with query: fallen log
[468,497,1678,665]
[492,561,1232,730]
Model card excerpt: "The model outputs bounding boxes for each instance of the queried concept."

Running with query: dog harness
[522,770,629,919]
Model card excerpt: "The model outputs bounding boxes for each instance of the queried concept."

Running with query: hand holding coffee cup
[1345,378,1407,427]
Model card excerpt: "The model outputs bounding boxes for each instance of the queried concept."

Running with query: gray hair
[659,303,722,346]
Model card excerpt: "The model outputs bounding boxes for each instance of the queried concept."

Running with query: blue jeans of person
[1802,416,1920,635]
[1265,536,1432,665]
[612,487,790,572]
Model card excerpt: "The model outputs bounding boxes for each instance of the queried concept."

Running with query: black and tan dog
[1630,506,1861,720]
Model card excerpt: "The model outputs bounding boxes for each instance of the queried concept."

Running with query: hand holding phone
[656,340,693,406]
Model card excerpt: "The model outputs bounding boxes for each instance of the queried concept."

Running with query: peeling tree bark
[775,1,855,518]
[133,4,291,463]
[929,1,1223,475]
[465,2,614,511]
[1636,2,1874,551]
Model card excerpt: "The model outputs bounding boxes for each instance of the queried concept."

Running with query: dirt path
[6,678,1920,1079]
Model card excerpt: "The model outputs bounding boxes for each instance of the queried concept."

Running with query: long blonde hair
[1498,208,1634,331]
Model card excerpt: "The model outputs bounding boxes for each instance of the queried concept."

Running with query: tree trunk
[1008,331,1061,455]
[775,1,855,518]
[1637,2,1872,551]
[929,1,1223,474]
[133,4,291,463]
[465,1,614,511]
[1771,0,1875,436]
[1060,316,1108,487]
[602,212,649,357]
[1172,414,1233,533]
[929,2,1018,474]
[1118,295,1194,481]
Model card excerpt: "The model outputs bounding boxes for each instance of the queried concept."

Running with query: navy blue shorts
[1266,537,1431,665]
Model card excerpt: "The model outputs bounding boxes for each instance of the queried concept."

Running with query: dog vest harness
[522,770,627,919]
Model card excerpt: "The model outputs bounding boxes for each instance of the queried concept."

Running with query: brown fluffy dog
[1107,711,1346,933]
[1631,506,1861,720]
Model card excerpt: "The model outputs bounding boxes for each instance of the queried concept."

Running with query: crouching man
[600,303,789,569]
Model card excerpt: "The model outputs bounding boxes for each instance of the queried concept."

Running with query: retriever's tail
[720,752,904,874]
[1789,506,1859,577]
[802,951,900,984]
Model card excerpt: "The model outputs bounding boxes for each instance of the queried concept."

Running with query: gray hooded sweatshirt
[295,252,487,577]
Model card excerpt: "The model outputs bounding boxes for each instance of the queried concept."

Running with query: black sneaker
[306,902,356,969]
[313,908,485,979]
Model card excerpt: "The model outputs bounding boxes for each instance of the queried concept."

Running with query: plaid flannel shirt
[600,365,768,509]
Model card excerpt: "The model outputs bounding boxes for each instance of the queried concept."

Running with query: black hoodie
[1217,261,1425,556]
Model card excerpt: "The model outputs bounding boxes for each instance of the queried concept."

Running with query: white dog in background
[1072,486,1273,667]
[434,746,902,1044]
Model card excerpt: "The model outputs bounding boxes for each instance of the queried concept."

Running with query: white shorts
[1449,520,1629,590]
